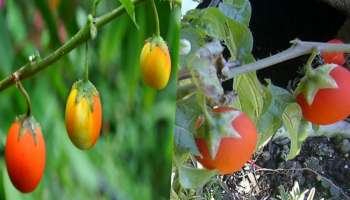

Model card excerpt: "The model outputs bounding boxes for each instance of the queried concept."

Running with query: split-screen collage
[0,0,349,199]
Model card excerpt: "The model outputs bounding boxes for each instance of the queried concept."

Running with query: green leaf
[234,72,264,123]
[118,0,138,28]
[282,103,311,160]
[0,13,14,74]
[175,95,201,157]
[182,7,253,62]
[190,53,224,105]
[0,161,6,200]
[34,0,61,47]
[178,166,216,189]
[6,0,26,42]
[257,81,295,148]
[218,0,251,26]
[99,17,128,67]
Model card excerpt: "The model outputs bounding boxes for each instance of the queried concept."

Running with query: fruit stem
[150,0,160,36]
[13,73,32,117]
[84,42,89,82]
[92,0,101,16]
[305,48,318,77]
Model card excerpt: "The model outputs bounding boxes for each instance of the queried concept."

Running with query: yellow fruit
[140,38,171,90]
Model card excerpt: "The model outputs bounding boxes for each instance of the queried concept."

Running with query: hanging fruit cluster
[185,39,349,177]
[3,0,172,193]
[296,39,350,125]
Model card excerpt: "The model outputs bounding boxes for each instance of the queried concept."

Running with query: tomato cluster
[296,65,350,125]
[297,39,350,125]
[194,107,257,175]
[192,39,349,175]
[4,28,172,193]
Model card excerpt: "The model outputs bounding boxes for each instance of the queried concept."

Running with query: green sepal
[196,109,241,160]
[146,35,169,54]
[15,115,40,145]
[295,64,338,105]
[71,80,99,112]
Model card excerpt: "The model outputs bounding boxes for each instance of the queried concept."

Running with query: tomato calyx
[71,80,99,112]
[295,64,338,105]
[145,35,169,54]
[16,115,40,145]
[195,107,241,159]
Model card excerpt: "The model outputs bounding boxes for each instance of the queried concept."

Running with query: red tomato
[297,65,350,125]
[5,118,46,193]
[321,39,346,65]
[195,107,257,175]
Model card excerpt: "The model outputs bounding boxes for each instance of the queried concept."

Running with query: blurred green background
[0,0,180,199]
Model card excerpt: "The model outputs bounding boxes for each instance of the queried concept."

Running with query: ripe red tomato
[65,80,102,150]
[195,107,257,175]
[5,118,46,193]
[140,38,171,90]
[321,39,346,65]
[297,65,350,125]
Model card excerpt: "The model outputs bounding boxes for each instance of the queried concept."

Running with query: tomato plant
[296,64,350,125]
[173,0,350,198]
[140,36,171,90]
[65,80,102,150]
[5,117,46,193]
[321,39,346,65]
[195,107,257,175]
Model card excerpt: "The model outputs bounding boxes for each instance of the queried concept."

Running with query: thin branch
[176,40,350,99]
[177,40,350,99]
[222,40,350,80]
[0,0,145,92]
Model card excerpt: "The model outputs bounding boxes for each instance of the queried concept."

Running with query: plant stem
[305,48,318,76]
[84,42,89,82]
[150,0,160,36]
[92,0,101,16]
[177,40,350,100]
[221,40,350,81]
[0,0,145,92]
[13,74,32,117]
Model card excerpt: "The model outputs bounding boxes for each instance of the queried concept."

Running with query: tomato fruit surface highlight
[5,117,46,193]
[65,80,102,150]
[195,107,257,175]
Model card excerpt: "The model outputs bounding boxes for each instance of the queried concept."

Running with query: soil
[203,136,350,200]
